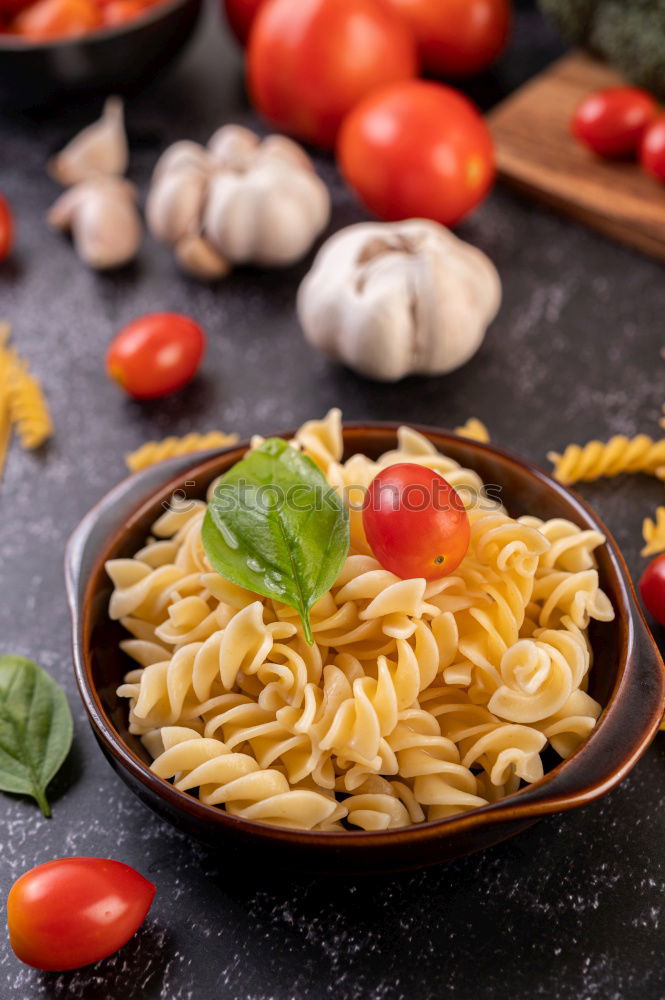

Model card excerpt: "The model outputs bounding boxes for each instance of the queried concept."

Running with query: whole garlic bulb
[47,178,142,271]
[146,124,330,280]
[297,220,501,382]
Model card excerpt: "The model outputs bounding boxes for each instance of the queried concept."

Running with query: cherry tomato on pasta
[338,80,495,225]
[247,0,417,149]
[7,858,156,972]
[382,0,511,77]
[641,115,665,184]
[640,554,665,625]
[0,194,13,261]
[106,313,206,400]
[363,463,470,580]
[571,87,658,159]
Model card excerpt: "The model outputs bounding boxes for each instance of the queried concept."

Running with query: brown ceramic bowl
[0,0,202,111]
[66,424,665,874]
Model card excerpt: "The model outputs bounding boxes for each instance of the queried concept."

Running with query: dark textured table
[2,3,665,998]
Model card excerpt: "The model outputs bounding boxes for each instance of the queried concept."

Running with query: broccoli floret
[537,0,600,43]
[590,0,665,99]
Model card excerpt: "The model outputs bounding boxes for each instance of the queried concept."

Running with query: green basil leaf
[202,437,350,644]
[0,655,73,817]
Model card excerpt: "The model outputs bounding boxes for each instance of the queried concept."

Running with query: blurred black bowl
[0,0,203,111]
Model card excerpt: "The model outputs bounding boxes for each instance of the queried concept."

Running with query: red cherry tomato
[106,313,205,400]
[338,80,495,225]
[7,858,156,972]
[571,87,658,159]
[641,114,665,184]
[382,0,511,77]
[247,0,418,149]
[362,463,470,580]
[640,554,665,625]
[223,0,263,43]
[0,194,13,261]
[11,0,101,38]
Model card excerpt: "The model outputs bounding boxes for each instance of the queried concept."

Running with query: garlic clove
[48,177,142,271]
[146,168,209,246]
[48,97,128,186]
[257,134,315,173]
[203,162,330,266]
[46,184,89,230]
[152,140,211,183]
[74,196,142,271]
[202,171,251,261]
[207,124,260,171]
[174,234,232,281]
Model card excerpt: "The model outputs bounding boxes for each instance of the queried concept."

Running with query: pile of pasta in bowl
[106,410,615,832]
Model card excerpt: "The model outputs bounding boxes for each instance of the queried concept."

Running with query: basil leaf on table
[0,655,73,817]
[202,437,350,644]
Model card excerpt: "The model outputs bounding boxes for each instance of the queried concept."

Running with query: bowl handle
[506,592,665,818]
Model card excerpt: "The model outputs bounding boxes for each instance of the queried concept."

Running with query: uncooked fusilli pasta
[0,324,52,476]
[110,410,614,832]
[0,326,13,478]
[126,432,239,472]
[642,507,665,557]
[548,435,665,485]
[9,359,53,449]
[454,418,490,443]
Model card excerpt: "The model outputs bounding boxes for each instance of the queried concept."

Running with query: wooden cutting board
[488,51,665,261]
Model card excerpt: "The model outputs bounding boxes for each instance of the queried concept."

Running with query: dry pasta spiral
[548,435,665,485]
[126,432,239,472]
[454,417,490,443]
[642,507,665,557]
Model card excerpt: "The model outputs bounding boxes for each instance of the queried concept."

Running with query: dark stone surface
[1,3,665,998]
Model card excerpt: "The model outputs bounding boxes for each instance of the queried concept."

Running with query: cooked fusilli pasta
[110,410,613,831]
[126,432,239,472]
[548,435,665,486]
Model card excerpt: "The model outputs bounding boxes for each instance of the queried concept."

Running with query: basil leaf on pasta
[202,437,350,643]
[0,655,73,817]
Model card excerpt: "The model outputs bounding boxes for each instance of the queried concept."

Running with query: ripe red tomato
[640,555,665,625]
[247,0,418,149]
[0,194,13,261]
[7,858,156,972]
[571,87,658,159]
[363,463,470,580]
[382,0,511,77]
[223,0,263,43]
[338,80,495,225]
[11,0,101,38]
[106,313,205,400]
[641,114,665,184]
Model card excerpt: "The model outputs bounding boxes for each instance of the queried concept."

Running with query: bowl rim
[67,421,665,848]
[0,0,196,51]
